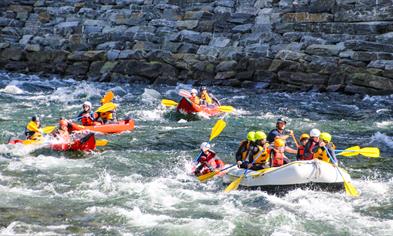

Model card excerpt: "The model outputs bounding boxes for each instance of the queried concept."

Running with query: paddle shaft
[291,133,299,148]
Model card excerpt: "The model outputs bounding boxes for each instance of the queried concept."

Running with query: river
[0,71,392,235]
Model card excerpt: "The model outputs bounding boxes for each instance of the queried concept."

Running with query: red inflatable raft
[176,98,221,117]
[70,119,135,134]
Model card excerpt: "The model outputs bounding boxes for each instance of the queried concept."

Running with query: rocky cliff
[1,0,393,94]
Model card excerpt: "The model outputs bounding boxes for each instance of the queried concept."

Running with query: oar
[219,106,235,113]
[336,146,380,158]
[324,146,359,197]
[290,132,299,148]
[96,102,117,113]
[193,119,227,163]
[161,99,178,107]
[41,126,56,134]
[96,139,108,146]
[179,89,191,98]
[101,91,114,104]
[224,154,260,193]
[22,139,42,145]
[197,164,236,182]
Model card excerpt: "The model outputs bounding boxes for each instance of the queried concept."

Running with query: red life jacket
[199,151,216,163]
[303,139,318,160]
[297,145,306,160]
[81,113,94,126]
[271,149,284,167]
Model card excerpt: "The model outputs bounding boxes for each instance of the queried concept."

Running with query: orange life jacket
[81,113,94,126]
[271,149,285,167]
[189,96,200,105]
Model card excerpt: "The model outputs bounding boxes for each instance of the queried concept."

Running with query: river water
[0,71,392,235]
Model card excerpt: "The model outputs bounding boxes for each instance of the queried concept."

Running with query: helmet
[83,101,92,108]
[274,138,285,147]
[200,86,207,91]
[200,142,211,150]
[310,128,321,137]
[320,132,332,142]
[191,89,198,94]
[59,119,68,127]
[31,115,40,122]
[247,131,256,142]
[276,118,287,124]
[255,131,267,141]
[300,133,310,141]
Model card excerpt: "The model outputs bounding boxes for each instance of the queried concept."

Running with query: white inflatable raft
[223,159,353,193]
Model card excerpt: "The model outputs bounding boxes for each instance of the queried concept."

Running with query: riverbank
[1,0,393,94]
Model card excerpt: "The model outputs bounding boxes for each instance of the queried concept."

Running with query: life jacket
[80,112,95,126]
[240,141,252,161]
[313,143,336,163]
[303,139,319,160]
[297,145,306,160]
[270,149,285,167]
[252,145,270,164]
[189,95,200,105]
[25,121,42,140]
[200,91,212,105]
[199,151,216,163]
[98,111,113,122]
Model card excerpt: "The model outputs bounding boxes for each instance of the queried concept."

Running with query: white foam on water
[370,132,393,149]
[141,88,161,105]
[178,119,187,123]
[133,108,165,121]
[233,108,251,116]
[17,154,92,170]
[0,85,25,94]
[0,143,46,157]
[375,121,393,129]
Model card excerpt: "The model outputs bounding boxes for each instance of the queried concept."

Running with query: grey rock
[275,50,307,61]
[209,37,231,48]
[197,46,220,58]
[214,6,233,14]
[305,44,344,56]
[376,32,393,44]
[232,24,253,33]
[216,0,235,8]
[67,51,106,61]
[345,40,393,53]
[216,60,237,72]
[368,60,393,70]
[25,44,41,52]
[176,20,199,30]
[118,50,145,60]
[0,42,10,49]
[227,13,253,24]
[66,62,89,76]
[107,50,121,61]
[254,0,273,8]
[19,35,33,45]
[96,41,124,50]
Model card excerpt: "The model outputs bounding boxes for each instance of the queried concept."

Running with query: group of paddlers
[194,118,337,176]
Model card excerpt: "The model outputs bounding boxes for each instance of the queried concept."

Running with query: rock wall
[1,0,393,94]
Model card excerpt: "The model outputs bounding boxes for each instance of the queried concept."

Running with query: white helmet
[191,89,198,94]
[310,128,321,137]
[83,101,92,108]
[200,142,211,150]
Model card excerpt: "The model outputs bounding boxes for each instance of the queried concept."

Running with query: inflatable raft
[176,98,221,117]
[70,119,135,134]
[223,160,352,193]
[9,133,96,152]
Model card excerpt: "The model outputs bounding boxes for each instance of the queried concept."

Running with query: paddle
[161,99,178,107]
[218,106,235,113]
[101,91,114,104]
[96,139,108,146]
[290,132,299,148]
[197,164,236,182]
[193,119,227,163]
[335,146,380,158]
[27,122,56,134]
[95,102,117,113]
[324,146,359,197]
[179,89,191,98]
[41,126,56,134]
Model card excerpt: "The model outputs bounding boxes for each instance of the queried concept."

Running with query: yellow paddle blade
[253,167,274,177]
[96,139,108,146]
[338,146,360,157]
[209,119,226,141]
[359,147,380,158]
[219,106,234,113]
[96,102,117,113]
[101,91,114,104]
[41,126,56,134]
[161,99,178,107]
[197,170,219,182]
[224,175,244,193]
[22,139,41,145]
[344,180,359,197]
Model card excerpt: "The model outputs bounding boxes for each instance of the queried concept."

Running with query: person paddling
[77,101,97,126]
[267,118,297,154]
[199,86,220,106]
[25,116,43,140]
[194,142,224,176]
[269,138,290,167]
[248,131,270,170]
[236,131,256,169]
[302,129,321,160]
[296,133,310,160]
[52,119,71,142]
[313,132,337,163]
[96,99,117,124]
[189,89,200,105]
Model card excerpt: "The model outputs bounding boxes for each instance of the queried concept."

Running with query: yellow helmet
[255,131,267,141]
[320,132,332,142]
[300,133,310,141]
[247,131,256,142]
[274,138,285,147]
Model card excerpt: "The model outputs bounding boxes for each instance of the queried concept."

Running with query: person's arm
[235,145,244,162]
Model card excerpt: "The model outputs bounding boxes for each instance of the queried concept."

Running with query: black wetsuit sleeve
[235,142,245,162]
[247,146,258,163]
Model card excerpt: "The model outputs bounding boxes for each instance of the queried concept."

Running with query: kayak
[223,159,352,193]
[192,159,225,176]
[8,133,96,152]
[70,119,135,134]
[50,133,96,151]
[176,98,221,117]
